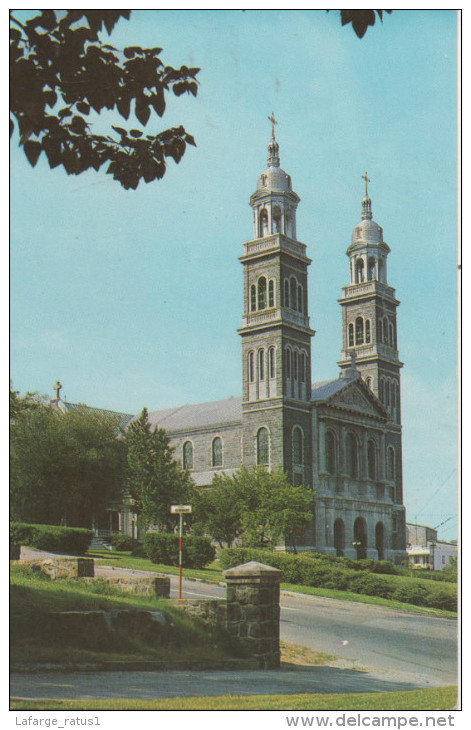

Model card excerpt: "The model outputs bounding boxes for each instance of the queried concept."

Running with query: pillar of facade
[223,561,283,669]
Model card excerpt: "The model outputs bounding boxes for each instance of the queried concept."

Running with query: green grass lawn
[10,564,238,665]
[10,686,458,711]
[88,549,457,618]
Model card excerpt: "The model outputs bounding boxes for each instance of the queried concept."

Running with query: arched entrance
[334,519,345,557]
[375,522,385,561]
[353,517,367,560]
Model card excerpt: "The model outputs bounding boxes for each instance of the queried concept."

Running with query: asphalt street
[11,572,458,701]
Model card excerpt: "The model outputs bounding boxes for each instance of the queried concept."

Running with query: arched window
[269,347,275,378]
[183,441,193,470]
[389,322,394,348]
[286,347,292,379]
[367,440,377,479]
[257,427,269,466]
[326,431,336,475]
[293,427,303,465]
[258,277,267,310]
[355,317,364,345]
[268,279,275,308]
[284,280,289,308]
[248,351,255,382]
[386,380,391,406]
[346,432,358,478]
[293,350,298,380]
[379,378,384,403]
[250,284,256,312]
[383,317,389,344]
[392,381,396,408]
[365,376,372,390]
[387,447,395,481]
[368,257,376,280]
[365,319,371,343]
[286,209,293,237]
[212,437,222,467]
[273,206,281,233]
[290,277,297,309]
[258,349,265,381]
[300,352,306,382]
[356,258,365,283]
[348,323,354,347]
[259,208,268,237]
[378,319,384,343]
[297,284,303,312]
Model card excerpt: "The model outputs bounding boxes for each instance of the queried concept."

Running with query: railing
[342,281,396,299]
[242,235,307,259]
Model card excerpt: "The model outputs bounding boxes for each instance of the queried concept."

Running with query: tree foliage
[124,408,192,530]
[10,10,199,189]
[10,394,126,527]
[192,466,313,550]
[333,10,393,39]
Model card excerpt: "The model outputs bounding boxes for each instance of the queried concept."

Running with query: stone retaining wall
[84,575,170,598]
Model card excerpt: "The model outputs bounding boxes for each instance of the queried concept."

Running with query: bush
[372,560,399,575]
[9,522,93,555]
[109,533,134,551]
[347,573,395,599]
[391,583,429,607]
[423,588,457,612]
[143,533,215,569]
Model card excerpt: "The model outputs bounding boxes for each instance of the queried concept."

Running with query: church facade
[142,129,407,563]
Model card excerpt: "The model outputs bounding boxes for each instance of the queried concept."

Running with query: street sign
[170,504,192,599]
[170,504,192,514]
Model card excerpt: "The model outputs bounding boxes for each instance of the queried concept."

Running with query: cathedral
[141,124,407,563]
[55,124,407,563]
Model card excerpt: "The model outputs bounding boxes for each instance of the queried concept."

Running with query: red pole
[178,512,183,600]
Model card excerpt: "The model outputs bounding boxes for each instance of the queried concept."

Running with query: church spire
[361,172,373,220]
[267,112,280,168]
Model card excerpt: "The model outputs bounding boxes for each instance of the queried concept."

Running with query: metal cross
[53,380,63,400]
[268,112,278,138]
[361,172,371,196]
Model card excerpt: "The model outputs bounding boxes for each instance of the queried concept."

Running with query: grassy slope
[10,686,458,711]
[10,565,237,664]
[89,550,457,618]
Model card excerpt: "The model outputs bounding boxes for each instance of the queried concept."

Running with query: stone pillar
[223,561,283,669]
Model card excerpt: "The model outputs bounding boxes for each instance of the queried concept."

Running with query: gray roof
[310,378,350,402]
[146,396,243,432]
[61,401,134,430]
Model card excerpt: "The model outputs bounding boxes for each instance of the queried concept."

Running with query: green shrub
[347,572,394,599]
[391,583,429,607]
[143,533,215,568]
[372,560,399,575]
[9,522,93,555]
[109,533,134,551]
[423,588,457,612]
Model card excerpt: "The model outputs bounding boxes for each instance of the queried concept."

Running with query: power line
[416,468,456,518]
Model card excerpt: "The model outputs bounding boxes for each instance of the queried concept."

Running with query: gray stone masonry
[18,557,95,579]
[223,560,283,669]
[84,575,170,598]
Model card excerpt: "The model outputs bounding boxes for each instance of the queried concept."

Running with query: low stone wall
[171,598,227,626]
[85,575,170,598]
[18,557,95,579]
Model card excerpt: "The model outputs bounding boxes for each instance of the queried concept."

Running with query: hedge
[143,533,215,569]
[109,533,134,551]
[10,522,93,555]
[218,547,457,611]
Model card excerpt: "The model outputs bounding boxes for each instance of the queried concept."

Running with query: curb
[11,658,258,673]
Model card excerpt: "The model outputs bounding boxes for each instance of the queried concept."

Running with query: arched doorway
[353,517,367,560]
[375,522,384,561]
[334,519,345,557]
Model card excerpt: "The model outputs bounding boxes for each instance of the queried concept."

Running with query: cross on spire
[361,171,371,196]
[268,112,278,139]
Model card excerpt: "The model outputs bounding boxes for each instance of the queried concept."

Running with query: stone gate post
[223,560,283,669]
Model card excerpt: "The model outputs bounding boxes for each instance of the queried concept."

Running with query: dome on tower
[351,194,383,244]
[257,165,292,192]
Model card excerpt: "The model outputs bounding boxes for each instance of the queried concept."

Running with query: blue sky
[10,9,458,540]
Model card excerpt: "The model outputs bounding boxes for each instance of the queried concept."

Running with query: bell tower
[338,176,406,536]
[338,175,403,426]
[238,117,315,485]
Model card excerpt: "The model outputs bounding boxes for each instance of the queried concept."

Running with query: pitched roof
[146,396,243,432]
[310,378,348,402]
[60,401,134,430]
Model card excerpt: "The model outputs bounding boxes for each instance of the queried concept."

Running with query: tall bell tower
[338,175,403,426]
[338,176,406,528]
[238,117,315,485]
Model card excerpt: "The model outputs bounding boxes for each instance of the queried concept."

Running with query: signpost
[170,504,192,599]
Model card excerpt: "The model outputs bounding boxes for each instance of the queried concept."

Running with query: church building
[141,124,407,563]
[52,124,407,562]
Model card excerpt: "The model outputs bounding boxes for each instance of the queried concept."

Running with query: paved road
[12,552,457,700]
